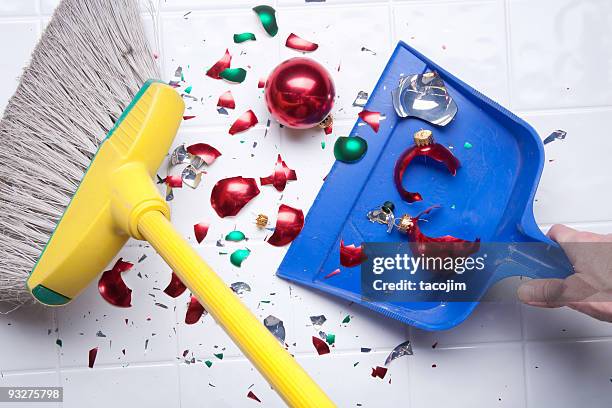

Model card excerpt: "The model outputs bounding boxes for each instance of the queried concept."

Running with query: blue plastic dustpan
[276,41,573,331]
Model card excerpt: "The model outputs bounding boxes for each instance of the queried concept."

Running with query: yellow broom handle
[138,210,335,408]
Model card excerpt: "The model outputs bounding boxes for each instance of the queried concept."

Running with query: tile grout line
[502,0,514,109]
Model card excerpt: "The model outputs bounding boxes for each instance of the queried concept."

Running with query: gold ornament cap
[414,129,434,146]
[318,114,333,129]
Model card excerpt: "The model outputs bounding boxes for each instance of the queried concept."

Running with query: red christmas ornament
[210,176,260,218]
[265,57,335,129]
[394,130,459,203]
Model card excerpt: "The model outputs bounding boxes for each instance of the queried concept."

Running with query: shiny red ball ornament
[265,57,335,129]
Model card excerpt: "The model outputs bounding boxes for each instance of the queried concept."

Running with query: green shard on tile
[214,353,224,360]
[56,339,62,347]
[342,315,351,324]
[225,230,246,242]
[450,204,456,210]
[184,85,192,94]
[219,68,247,83]
[253,5,278,37]
[326,333,335,345]
[230,248,251,267]
[260,300,271,304]
[463,141,473,149]
[321,141,326,149]
[334,136,367,163]
[204,360,213,368]
[234,32,256,43]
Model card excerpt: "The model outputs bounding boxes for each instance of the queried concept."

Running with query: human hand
[517,224,612,322]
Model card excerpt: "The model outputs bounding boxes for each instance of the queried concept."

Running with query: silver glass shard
[392,71,457,126]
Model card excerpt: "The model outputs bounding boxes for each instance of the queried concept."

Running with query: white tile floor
[1,0,612,407]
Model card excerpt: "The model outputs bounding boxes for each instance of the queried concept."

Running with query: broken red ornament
[229,110,258,135]
[260,154,297,192]
[88,347,98,368]
[324,124,332,135]
[163,175,183,188]
[210,176,260,218]
[164,272,187,298]
[193,222,210,243]
[247,391,261,403]
[258,77,266,88]
[186,143,221,166]
[371,366,388,379]
[98,258,133,307]
[398,206,480,264]
[267,204,304,247]
[340,240,366,267]
[394,130,460,203]
[312,336,331,355]
[217,90,236,109]
[206,49,232,79]
[285,33,319,52]
[358,110,381,133]
[185,295,206,325]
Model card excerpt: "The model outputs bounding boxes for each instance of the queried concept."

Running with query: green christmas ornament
[225,230,246,242]
[234,32,256,43]
[253,5,278,37]
[219,68,247,83]
[334,136,367,163]
[230,248,251,267]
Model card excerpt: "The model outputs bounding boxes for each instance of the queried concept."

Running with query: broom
[0,1,334,407]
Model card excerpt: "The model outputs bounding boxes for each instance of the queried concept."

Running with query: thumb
[517,279,567,308]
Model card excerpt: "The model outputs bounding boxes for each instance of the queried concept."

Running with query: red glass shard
[193,222,210,244]
[312,336,330,355]
[340,240,366,267]
[247,391,261,403]
[260,154,297,192]
[358,110,381,133]
[187,143,221,166]
[206,49,232,79]
[88,347,98,368]
[285,33,319,52]
[217,90,236,109]
[267,204,304,247]
[210,176,260,218]
[163,272,187,298]
[324,269,341,279]
[98,258,133,307]
[371,366,388,379]
[229,110,258,135]
[185,295,206,325]
[164,175,183,188]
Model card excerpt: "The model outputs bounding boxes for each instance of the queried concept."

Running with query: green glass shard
[225,230,246,242]
[464,141,473,149]
[184,85,192,94]
[204,360,213,368]
[214,353,224,360]
[334,136,367,163]
[219,68,247,83]
[253,5,278,37]
[342,315,351,324]
[234,32,256,43]
[230,248,251,267]
[326,333,336,345]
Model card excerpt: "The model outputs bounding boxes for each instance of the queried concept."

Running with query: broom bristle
[0,0,159,306]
